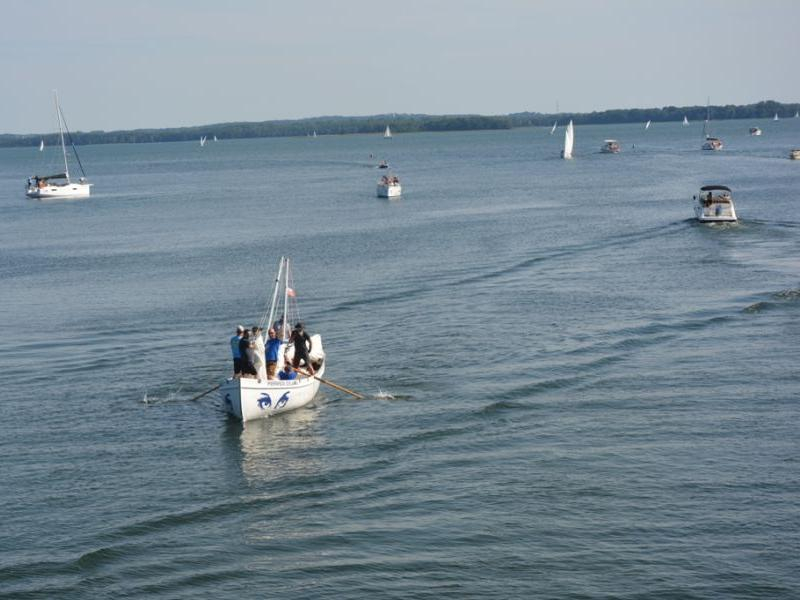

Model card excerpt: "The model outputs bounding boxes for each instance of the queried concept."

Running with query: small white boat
[213,135,218,142]
[749,127,762,136]
[26,91,92,199]
[383,125,392,138]
[377,174,401,197]
[377,160,389,169]
[219,257,327,423]
[560,120,574,159]
[645,120,651,130]
[789,149,800,160]
[774,113,779,121]
[683,115,689,126]
[600,139,620,154]
[550,121,557,135]
[200,135,207,147]
[701,99,723,151]
[694,185,737,223]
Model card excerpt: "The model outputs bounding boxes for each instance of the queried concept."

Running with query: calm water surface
[1,119,799,599]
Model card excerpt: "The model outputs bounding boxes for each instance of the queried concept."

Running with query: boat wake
[140,387,183,405]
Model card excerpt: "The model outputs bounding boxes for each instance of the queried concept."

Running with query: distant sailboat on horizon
[213,135,218,142]
[200,135,207,147]
[774,113,779,121]
[561,120,574,159]
[550,121,557,135]
[383,125,392,139]
[683,115,689,125]
[645,120,651,130]
[39,139,44,151]
[795,111,799,118]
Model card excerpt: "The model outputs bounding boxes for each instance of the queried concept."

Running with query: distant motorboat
[550,121,557,135]
[683,116,689,126]
[560,120,574,159]
[749,127,762,136]
[600,139,620,154]
[383,125,392,139]
[377,160,389,169]
[377,174,401,198]
[26,91,92,199]
[694,185,737,223]
[790,149,800,160]
[702,137,723,151]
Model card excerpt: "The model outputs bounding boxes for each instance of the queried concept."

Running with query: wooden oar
[296,368,364,399]
[189,383,222,402]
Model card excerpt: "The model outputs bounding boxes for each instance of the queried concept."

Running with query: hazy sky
[2,0,799,134]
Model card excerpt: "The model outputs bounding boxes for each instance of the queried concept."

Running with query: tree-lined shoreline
[2,99,797,148]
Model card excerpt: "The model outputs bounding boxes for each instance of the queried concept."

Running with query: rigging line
[58,106,87,178]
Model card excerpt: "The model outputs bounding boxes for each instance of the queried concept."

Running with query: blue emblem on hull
[258,393,272,409]
[224,393,231,405]
[275,392,290,409]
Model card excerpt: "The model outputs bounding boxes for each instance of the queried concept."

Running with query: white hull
[702,138,723,151]
[221,362,325,422]
[695,188,737,222]
[377,183,401,197]
[789,150,800,160]
[26,182,92,198]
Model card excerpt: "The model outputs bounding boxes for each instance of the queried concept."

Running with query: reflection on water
[233,406,326,486]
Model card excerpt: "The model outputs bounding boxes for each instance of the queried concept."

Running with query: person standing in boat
[289,322,314,375]
[265,328,282,380]
[230,325,244,377]
[238,329,258,378]
[251,326,267,381]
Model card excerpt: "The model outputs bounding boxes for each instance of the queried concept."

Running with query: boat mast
[281,258,291,341]
[265,256,284,332]
[54,90,69,182]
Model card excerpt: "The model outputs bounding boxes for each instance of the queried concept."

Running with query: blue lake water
[1,118,799,599]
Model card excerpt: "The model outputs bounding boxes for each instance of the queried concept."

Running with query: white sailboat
[561,120,574,159]
[683,116,689,126]
[26,91,92,199]
[550,121,557,135]
[702,99,723,151]
[312,130,317,138]
[213,135,218,142]
[219,257,327,423]
[200,135,207,147]
[645,120,651,130]
[774,113,779,121]
[383,125,392,138]
[795,111,799,118]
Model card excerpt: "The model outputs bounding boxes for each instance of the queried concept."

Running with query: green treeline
[1,100,797,148]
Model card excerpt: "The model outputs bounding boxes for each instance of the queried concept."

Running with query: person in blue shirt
[230,325,244,377]
[278,363,298,381]
[265,328,282,380]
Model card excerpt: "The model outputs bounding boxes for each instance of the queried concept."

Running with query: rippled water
[1,119,799,599]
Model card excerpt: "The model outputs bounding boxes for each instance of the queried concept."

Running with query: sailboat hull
[26,182,92,198]
[220,362,325,422]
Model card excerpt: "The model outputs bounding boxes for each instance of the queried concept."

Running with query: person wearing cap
[278,363,297,381]
[265,328,282,380]
[289,322,314,375]
[230,325,244,377]
[238,329,258,378]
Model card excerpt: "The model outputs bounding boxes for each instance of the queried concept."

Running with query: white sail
[561,120,574,159]
[645,120,651,130]
[200,135,206,146]
[383,125,392,138]
[774,113,779,121]
[683,116,689,125]
[312,130,317,138]
[213,135,218,142]
[550,121,557,135]
[39,139,44,151]
[795,111,799,118]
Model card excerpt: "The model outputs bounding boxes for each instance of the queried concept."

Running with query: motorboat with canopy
[694,185,738,223]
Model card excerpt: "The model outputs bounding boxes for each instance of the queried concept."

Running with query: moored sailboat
[683,115,689,126]
[26,91,92,199]
[383,125,392,138]
[702,99,723,151]
[219,257,326,423]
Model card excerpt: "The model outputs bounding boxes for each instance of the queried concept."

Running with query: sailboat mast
[54,90,69,182]
[281,258,291,341]
[266,256,284,332]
